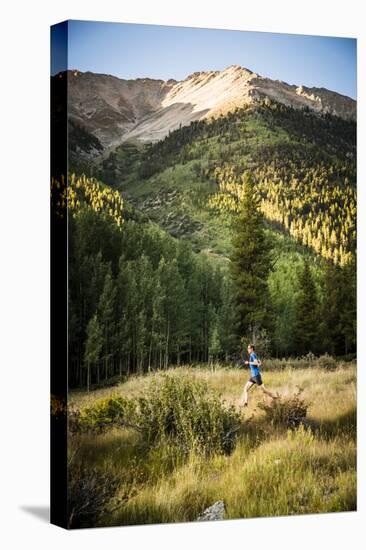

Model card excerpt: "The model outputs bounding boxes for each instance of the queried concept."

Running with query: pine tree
[134,255,154,373]
[158,258,186,368]
[293,259,319,355]
[208,310,222,367]
[320,261,344,355]
[185,260,202,363]
[218,278,237,360]
[151,276,165,370]
[229,172,273,343]
[124,262,138,373]
[97,267,116,380]
[339,257,356,355]
[84,314,103,392]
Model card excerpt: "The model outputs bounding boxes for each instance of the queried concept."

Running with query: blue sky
[52,20,357,99]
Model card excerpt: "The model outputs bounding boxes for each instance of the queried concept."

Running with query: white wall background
[0,1,364,548]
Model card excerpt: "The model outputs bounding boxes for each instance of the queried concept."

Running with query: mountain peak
[65,66,356,146]
[222,64,253,74]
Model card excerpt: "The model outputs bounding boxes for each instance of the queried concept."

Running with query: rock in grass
[196,500,225,521]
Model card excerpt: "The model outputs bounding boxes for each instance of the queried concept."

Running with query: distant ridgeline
[136,101,356,266]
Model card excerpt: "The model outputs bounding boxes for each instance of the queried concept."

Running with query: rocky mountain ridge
[63,64,356,148]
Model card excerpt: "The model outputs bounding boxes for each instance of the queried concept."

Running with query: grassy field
[68,362,356,527]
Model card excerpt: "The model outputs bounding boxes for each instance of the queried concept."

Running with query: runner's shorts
[249,374,263,385]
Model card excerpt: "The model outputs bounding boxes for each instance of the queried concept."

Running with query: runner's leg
[260,384,277,399]
[239,380,254,406]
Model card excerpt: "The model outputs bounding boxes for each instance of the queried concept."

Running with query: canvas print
[51,20,357,529]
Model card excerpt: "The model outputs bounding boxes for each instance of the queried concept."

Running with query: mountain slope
[102,101,355,267]
[64,65,356,148]
[66,70,177,146]
[64,74,357,361]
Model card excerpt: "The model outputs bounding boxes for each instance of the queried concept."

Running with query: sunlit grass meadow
[68,362,356,527]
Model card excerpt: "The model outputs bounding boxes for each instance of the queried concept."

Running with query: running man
[239,343,277,407]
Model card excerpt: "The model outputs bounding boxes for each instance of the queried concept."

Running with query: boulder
[196,500,225,521]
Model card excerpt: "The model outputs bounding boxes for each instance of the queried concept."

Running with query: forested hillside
[55,176,227,388]
[62,100,356,390]
[129,101,356,266]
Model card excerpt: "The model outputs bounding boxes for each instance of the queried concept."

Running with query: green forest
[62,100,356,391]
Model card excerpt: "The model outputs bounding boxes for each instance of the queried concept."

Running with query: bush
[67,463,119,528]
[258,388,308,429]
[136,374,241,456]
[68,374,241,457]
[69,396,136,433]
[317,354,337,371]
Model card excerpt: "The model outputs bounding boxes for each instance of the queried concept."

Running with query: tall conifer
[293,259,319,355]
[229,172,273,342]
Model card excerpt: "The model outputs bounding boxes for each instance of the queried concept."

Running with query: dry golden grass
[70,363,356,423]
[69,363,356,526]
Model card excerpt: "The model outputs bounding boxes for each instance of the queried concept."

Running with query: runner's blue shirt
[249,352,260,376]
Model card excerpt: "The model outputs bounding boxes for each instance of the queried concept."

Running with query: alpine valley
[56,63,356,366]
[51,40,358,527]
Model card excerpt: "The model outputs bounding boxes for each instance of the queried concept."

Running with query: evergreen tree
[134,255,155,373]
[84,314,103,392]
[268,255,302,356]
[151,276,165,370]
[158,258,186,368]
[293,259,319,355]
[218,278,237,360]
[115,255,131,376]
[319,258,356,356]
[208,310,222,366]
[185,260,202,363]
[339,258,356,355]
[229,172,273,343]
[97,267,117,380]
[320,261,344,355]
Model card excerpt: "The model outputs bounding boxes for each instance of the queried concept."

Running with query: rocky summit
[63,64,356,148]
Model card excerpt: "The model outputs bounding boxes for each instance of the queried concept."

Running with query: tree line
[68,202,228,389]
[229,173,356,358]
[60,173,356,391]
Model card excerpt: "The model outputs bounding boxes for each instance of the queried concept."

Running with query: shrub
[69,396,136,433]
[67,463,119,528]
[136,374,241,456]
[68,374,241,457]
[258,388,308,429]
[317,354,337,371]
